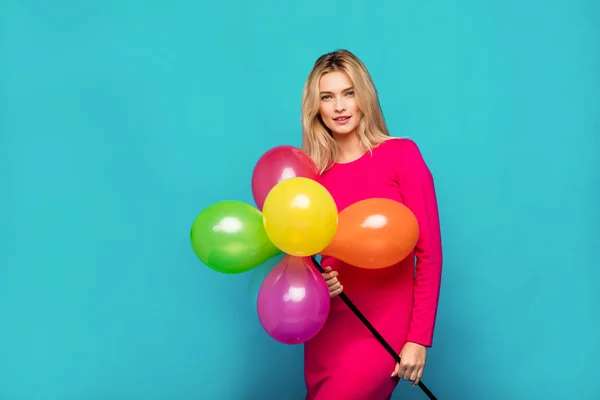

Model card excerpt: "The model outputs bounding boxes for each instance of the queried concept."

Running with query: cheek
[319,103,332,119]
[318,105,331,126]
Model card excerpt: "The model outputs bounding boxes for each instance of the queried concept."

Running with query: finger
[413,366,424,387]
[322,271,338,280]
[393,365,405,379]
[402,365,414,381]
[409,365,420,385]
[329,281,341,292]
[326,277,339,287]
[391,363,400,378]
[330,285,343,297]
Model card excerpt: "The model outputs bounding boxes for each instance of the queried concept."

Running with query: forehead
[319,71,353,92]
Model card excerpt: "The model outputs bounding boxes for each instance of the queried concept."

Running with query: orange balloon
[322,198,419,269]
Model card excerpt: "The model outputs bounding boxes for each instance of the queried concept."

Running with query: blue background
[1,0,599,399]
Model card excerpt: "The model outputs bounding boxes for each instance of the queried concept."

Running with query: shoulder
[377,137,425,161]
[378,137,433,181]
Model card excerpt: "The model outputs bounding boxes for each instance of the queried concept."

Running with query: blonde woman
[301,49,443,400]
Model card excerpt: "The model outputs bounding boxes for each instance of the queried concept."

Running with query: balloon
[322,198,419,269]
[251,145,320,210]
[247,253,285,315]
[262,177,338,256]
[190,200,281,274]
[257,255,330,344]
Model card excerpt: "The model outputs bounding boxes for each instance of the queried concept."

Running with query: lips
[333,116,351,126]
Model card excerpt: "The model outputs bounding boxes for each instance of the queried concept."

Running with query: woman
[301,49,443,400]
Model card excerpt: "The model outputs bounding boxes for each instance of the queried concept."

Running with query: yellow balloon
[262,177,338,256]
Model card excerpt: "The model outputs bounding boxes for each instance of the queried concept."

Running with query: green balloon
[190,200,281,274]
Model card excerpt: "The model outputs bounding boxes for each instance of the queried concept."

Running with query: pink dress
[304,138,443,400]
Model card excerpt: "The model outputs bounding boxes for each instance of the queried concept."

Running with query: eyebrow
[319,86,354,95]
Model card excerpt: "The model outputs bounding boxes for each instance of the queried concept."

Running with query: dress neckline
[335,150,370,166]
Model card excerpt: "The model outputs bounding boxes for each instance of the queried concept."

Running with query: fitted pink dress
[304,138,443,400]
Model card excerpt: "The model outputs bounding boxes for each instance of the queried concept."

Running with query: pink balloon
[257,255,330,345]
[251,145,320,210]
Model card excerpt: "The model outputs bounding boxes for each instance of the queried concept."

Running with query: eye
[321,95,331,100]
[346,91,354,97]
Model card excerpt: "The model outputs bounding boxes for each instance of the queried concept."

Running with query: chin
[330,125,359,136]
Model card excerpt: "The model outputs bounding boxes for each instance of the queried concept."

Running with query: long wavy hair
[301,49,391,173]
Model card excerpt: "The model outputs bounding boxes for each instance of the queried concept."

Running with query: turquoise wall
[1,1,598,399]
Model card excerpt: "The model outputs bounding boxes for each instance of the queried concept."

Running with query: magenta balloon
[257,255,330,345]
[251,145,320,210]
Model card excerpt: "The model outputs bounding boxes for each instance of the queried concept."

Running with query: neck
[332,131,365,163]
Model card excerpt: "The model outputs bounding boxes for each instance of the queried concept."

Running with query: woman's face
[318,71,362,137]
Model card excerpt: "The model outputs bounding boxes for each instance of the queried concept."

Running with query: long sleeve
[396,139,443,347]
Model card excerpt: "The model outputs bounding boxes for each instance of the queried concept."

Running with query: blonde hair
[301,49,391,173]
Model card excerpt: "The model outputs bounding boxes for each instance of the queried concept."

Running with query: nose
[334,97,346,112]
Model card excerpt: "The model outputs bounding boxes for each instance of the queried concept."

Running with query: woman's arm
[396,138,443,347]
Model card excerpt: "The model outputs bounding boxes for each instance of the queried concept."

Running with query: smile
[333,116,351,124]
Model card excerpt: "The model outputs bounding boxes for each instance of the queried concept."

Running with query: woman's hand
[321,266,343,298]
[391,342,427,386]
